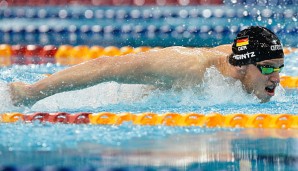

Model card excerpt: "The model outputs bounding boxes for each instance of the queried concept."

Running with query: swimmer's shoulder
[145,45,232,58]
[148,46,198,56]
[211,44,232,54]
[159,45,232,52]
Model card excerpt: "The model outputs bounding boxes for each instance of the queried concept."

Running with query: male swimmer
[9,26,284,106]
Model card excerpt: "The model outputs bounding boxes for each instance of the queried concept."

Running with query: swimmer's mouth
[265,85,276,95]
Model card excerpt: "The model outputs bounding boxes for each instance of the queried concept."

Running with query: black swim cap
[229,26,284,66]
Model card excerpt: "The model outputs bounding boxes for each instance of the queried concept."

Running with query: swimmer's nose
[269,71,280,84]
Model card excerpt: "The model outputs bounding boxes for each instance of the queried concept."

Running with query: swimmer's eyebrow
[257,60,284,67]
[260,62,284,66]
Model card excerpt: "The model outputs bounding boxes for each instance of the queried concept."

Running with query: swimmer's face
[241,58,284,102]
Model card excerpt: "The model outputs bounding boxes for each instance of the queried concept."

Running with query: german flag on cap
[236,37,249,47]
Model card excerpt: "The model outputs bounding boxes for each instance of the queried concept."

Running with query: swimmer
[9,26,284,106]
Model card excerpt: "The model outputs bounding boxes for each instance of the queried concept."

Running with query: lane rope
[1,112,298,129]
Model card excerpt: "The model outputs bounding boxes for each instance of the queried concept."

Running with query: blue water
[0,51,297,170]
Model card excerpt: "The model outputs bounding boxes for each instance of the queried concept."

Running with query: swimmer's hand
[9,82,36,107]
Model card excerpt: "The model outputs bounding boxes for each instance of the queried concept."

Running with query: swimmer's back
[133,45,232,87]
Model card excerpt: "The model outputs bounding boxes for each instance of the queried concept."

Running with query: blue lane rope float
[0,24,234,35]
[1,24,297,35]
[1,7,297,20]
[1,112,298,129]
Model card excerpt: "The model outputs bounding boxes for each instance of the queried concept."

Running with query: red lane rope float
[0,112,91,124]
[0,44,154,66]
[2,112,298,129]
[2,1,212,6]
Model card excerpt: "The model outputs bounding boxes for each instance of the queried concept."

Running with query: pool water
[0,50,297,170]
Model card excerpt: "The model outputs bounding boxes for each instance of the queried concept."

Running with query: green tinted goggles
[255,64,284,75]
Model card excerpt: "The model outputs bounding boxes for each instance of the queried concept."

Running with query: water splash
[28,67,290,113]
[146,67,259,107]
[0,81,20,113]
[270,85,288,102]
[0,65,292,114]
[200,67,259,105]
[31,82,149,112]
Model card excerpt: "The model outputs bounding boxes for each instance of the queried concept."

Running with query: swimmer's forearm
[28,55,147,100]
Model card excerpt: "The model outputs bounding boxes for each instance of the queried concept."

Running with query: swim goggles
[255,64,284,75]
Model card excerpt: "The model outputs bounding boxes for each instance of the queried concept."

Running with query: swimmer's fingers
[8,82,32,107]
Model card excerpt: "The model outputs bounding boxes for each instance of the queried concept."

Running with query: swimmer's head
[228,26,284,102]
[229,26,284,66]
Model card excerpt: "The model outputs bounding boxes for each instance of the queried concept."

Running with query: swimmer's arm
[10,47,201,105]
[40,47,184,89]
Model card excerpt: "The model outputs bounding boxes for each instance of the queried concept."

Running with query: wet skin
[240,58,284,102]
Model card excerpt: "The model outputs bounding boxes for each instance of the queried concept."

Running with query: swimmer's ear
[235,65,247,75]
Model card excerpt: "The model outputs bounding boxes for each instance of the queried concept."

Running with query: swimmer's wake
[0,81,20,113]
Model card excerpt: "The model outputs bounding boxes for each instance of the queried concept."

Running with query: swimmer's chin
[259,98,271,103]
[255,93,272,103]
[248,90,272,103]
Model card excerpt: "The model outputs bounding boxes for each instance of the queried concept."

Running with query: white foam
[201,67,259,105]
[31,82,149,112]
[270,85,288,102]
[110,67,262,108]
[172,67,260,107]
